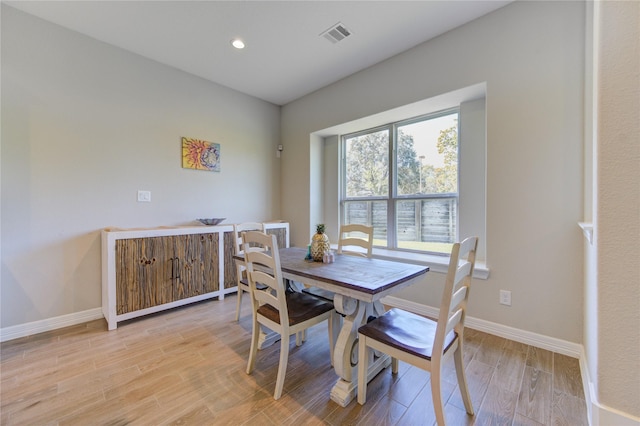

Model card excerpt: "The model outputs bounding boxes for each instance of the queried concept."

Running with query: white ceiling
[5,1,511,106]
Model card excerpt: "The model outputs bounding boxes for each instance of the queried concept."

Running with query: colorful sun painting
[181,137,220,172]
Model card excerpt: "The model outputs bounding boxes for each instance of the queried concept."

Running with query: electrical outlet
[137,190,151,202]
[499,290,511,306]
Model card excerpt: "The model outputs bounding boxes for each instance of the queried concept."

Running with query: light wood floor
[1,296,587,425]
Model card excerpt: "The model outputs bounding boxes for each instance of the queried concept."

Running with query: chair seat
[240,277,268,291]
[257,291,334,326]
[358,308,457,360]
[301,286,335,303]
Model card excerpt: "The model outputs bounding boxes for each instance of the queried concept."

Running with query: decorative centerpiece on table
[310,224,330,262]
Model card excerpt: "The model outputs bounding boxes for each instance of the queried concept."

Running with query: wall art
[181,137,220,172]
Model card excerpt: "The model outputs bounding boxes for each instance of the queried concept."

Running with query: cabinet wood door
[223,231,237,290]
[222,227,289,291]
[175,233,219,298]
[266,227,288,250]
[115,234,219,314]
[196,233,219,294]
[115,236,173,314]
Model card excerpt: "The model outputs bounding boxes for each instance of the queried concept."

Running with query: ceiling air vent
[320,22,352,44]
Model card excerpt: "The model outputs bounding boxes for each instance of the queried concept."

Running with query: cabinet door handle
[174,258,180,280]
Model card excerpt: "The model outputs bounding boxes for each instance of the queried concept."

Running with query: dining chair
[337,223,374,257]
[304,223,374,303]
[357,236,479,426]
[302,224,375,355]
[233,222,264,321]
[243,230,336,400]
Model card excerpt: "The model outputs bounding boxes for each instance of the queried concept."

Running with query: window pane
[345,129,389,197]
[341,108,460,255]
[396,113,458,196]
[396,198,457,254]
[344,200,387,246]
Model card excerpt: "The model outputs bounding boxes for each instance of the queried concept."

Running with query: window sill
[329,244,489,279]
[373,247,489,279]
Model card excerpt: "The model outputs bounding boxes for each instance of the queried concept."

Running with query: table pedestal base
[329,295,387,407]
[257,328,280,349]
[257,326,305,350]
[330,354,391,407]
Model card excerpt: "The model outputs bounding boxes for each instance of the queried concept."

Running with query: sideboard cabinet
[102,222,289,330]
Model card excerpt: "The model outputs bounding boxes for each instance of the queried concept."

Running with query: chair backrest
[337,224,374,258]
[242,231,289,324]
[233,222,264,256]
[434,236,478,354]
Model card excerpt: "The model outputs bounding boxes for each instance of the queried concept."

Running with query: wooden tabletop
[278,247,428,299]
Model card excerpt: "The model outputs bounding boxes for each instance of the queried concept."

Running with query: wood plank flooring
[0,296,588,425]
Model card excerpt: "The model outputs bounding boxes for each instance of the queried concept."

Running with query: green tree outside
[345,125,457,195]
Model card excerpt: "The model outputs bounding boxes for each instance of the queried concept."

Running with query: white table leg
[329,296,390,407]
[257,326,280,349]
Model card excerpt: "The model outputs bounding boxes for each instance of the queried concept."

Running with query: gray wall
[591,1,640,418]
[1,6,281,327]
[281,1,585,343]
[3,1,638,420]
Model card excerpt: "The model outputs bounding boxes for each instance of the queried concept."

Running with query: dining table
[275,247,429,407]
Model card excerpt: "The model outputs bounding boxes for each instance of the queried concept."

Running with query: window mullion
[388,124,396,249]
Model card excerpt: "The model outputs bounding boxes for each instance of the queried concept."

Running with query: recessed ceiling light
[231,39,245,49]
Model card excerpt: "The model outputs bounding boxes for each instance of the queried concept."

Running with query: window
[341,109,459,255]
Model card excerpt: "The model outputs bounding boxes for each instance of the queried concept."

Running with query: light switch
[137,190,151,202]
[499,290,511,306]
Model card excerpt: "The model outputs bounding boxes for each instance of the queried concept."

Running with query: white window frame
[314,87,488,278]
[340,108,460,256]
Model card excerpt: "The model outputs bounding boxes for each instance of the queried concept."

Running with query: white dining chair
[304,224,374,303]
[233,222,264,321]
[337,223,374,257]
[243,230,336,400]
[302,224,375,359]
[357,236,479,426]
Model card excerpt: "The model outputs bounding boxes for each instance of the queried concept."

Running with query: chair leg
[295,329,307,346]
[274,333,290,400]
[246,315,260,375]
[391,357,399,374]
[454,343,474,415]
[430,361,446,426]
[357,335,368,405]
[235,285,243,322]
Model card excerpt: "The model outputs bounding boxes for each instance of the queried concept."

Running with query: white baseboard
[579,348,640,426]
[4,298,638,425]
[4,297,582,353]
[589,393,640,426]
[0,308,104,343]
[383,296,640,426]
[382,296,582,357]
